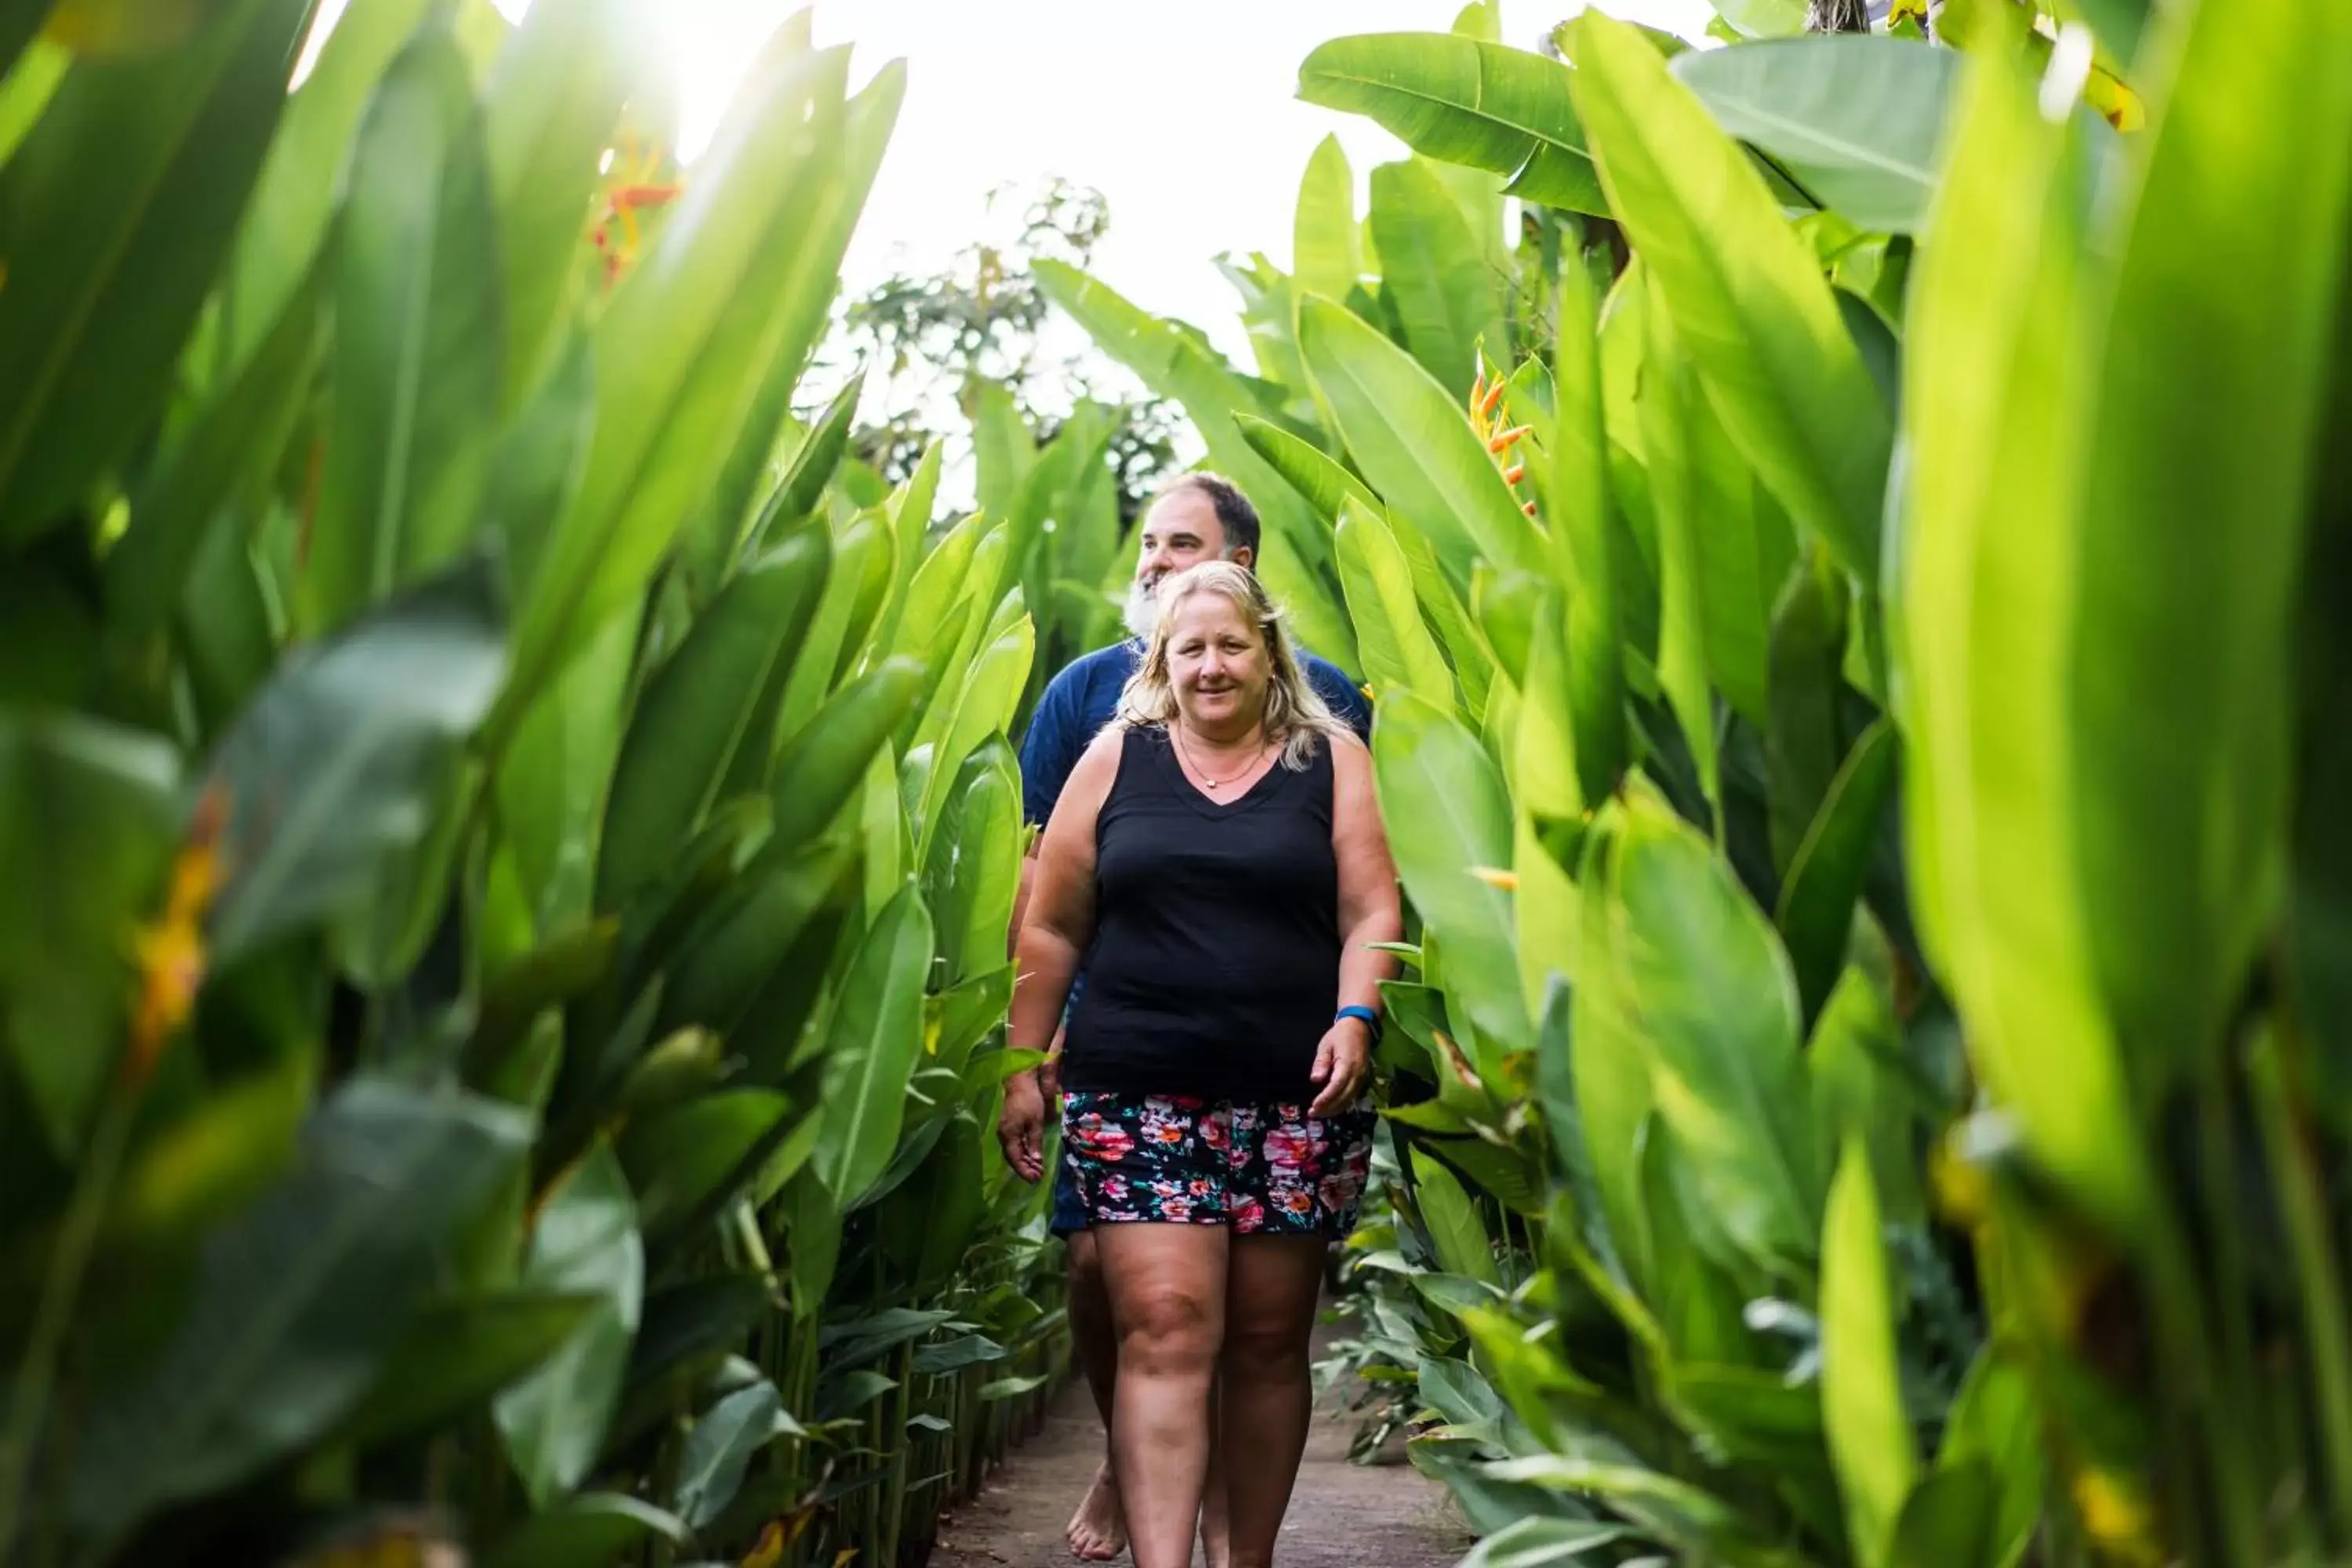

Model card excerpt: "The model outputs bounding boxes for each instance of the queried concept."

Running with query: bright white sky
[303,0,1715,362]
[305,0,1715,487]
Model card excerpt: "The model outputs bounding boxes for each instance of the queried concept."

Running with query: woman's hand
[998,1071,1049,1183]
[1038,1023,1066,1104]
[1308,1018,1373,1116]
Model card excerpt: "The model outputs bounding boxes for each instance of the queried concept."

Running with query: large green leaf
[1513,746,1582,1018]
[969,378,1033,525]
[878,1112,989,1295]
[1372,692,1528,1074]
[1707,0,1806,38]
[1293,132,1360,303]
[1370,156,1504,403]
[1895,38,2145,1234]
[1568,9,1890,579]
[65,1082,532,1538]
[1658,299,1791,732]
[494,1139,644,1506]
[0,0,310,541]
[481,0,644,405]
[203,559,507,964]
[744,377,862,557]
[673,1380,786,1531]
[597,533,829,909]
[1548,234,1628,806]
[1599,793,1821,1277]
[336,1290,597,1451]
[1219,254,1313,416]
[659,838,851,1036]
[1299,296,1545,580]
[503,43,897,711]
[913,597,1033,858]
[618,1089,791,1239]
[1671,38,1955,235]
[1934,1349,2041,1563]
[1635,287,1719,805]
[2066,0,2149,62]
[1887,1465,1998,1568]
[1296,32,1606,216]
[479,330,598,617]
[0,0,50,79]
[1033,260,1358,670]
[811,881,934,1202]
[1807,962,1920,1227]
[219,0,434,376]
[1777,719,1896,1025]
[773,509,891,745]
[0,715,180,1152]
[175,492,281,734]
[299,20,503,635]
[480,1494,683,1568]
[1336,499,1456,715]
[1458,1516,1632,1566]
[921,738,1022,988]
[2066,0,2352,1085]
[498,605,630,933]
[1235,412,1379,523]
[103,259,321,641]
[768,656,927,852]
[1820,1138,1913,1568]
[1766,542,1849,876]
[0,36,65,166]
[1411,1156,1501,1287]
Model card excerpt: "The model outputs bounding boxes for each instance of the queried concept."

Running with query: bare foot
[1065,1459,1127,1562]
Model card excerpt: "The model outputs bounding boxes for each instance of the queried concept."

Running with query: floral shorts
[1060,1092,1377,1237]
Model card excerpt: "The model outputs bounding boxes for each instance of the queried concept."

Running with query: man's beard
[1122,577,1160,641]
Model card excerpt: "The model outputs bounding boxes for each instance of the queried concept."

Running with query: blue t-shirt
[1018,639,1373,829]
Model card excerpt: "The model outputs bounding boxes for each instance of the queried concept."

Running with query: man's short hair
[1153,471,1261,559]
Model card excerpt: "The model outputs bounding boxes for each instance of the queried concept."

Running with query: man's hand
[1308,1018,1372,1117]
[998,1072,1048,1183]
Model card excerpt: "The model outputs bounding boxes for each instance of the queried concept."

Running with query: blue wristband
[1335,1004,1381,1041]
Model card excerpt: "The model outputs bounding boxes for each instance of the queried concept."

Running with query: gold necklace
[1175,726,1269,792]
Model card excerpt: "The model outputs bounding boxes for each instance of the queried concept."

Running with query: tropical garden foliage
[7,0,2350,1564]
[1043,0,2352,1563]
[0,2,1131,1564]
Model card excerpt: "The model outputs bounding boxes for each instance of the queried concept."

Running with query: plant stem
[2251,1022,2352,1547]
[2144,1187,2267,1567]
[0,1080,143,1559]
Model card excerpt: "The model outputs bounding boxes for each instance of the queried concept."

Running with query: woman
[998,561,1403,1568]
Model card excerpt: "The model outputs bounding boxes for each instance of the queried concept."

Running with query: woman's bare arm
[1331,733,1404,1010]
[1310,733,1403,1114]
[1007,731,1123,1056]
[997,732,1122,1181]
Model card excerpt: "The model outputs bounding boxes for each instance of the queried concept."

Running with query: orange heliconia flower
[589,122,684,289]
[1468,362,1536,519]
[125,787,230,1087]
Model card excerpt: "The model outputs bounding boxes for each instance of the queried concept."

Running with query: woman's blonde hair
[1112,561,1350,770]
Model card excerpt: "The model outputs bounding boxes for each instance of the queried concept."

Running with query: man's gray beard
[1121,580,1159,641]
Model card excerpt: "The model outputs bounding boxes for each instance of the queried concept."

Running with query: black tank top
[1061,725,1341,1103]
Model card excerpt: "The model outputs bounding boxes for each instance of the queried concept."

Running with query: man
[1013,472,1371,1563]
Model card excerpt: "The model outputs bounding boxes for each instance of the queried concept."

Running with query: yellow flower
[2072,1467,2161,1566]
[125,789,229,1087]
[588,120,684,289]
[1467,364,1537,517]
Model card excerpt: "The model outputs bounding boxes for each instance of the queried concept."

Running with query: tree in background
[826,176,1182,528]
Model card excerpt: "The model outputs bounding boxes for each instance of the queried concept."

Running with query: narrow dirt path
[932,1327,1470,1568]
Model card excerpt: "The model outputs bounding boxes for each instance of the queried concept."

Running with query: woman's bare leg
[1200,1377,1231,1567]
[1097,1222,1229,1568]
[1062,1229,1127,1560]
[1216,1235,1328,1568]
